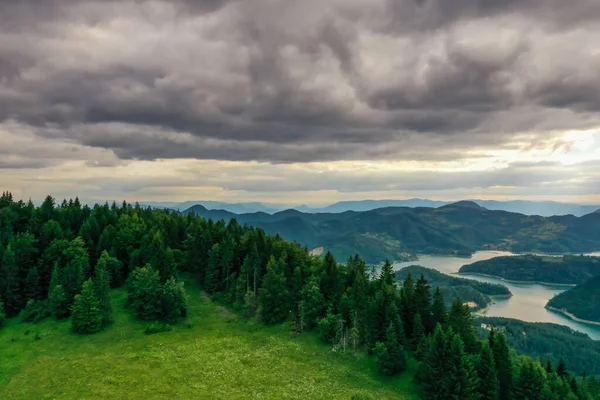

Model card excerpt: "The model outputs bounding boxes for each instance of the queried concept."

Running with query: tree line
[0,192,598,399]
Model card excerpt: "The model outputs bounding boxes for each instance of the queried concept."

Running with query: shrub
[144,323,173,335]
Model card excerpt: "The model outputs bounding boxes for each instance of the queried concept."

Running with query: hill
[0,286,418,400]
[546,276,600,324]
[476,317,600,376]
[395,266,511,310]
[184,204,600,264]
[458,255,600,284]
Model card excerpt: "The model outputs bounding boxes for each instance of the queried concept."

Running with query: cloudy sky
[2,0,600,205]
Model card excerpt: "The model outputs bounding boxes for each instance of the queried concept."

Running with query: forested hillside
[0,192,597,400]
[185,201,600,263]
[395,266,511,310]
[476,317,600,376]
[546,276,600,324]
[459,255,600,284]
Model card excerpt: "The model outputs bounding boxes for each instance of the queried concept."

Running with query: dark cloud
[0,0,599,163]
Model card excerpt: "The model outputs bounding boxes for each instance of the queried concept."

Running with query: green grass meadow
[0,284,419,399]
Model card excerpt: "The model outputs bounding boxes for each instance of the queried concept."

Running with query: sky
[1,0,600,205]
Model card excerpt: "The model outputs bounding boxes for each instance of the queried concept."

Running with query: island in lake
[458,254,600,285]
[395,265,512,311]
[546,275,600,324]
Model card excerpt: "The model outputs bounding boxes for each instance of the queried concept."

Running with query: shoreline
[546,307,600,327]
[454,272,577,287]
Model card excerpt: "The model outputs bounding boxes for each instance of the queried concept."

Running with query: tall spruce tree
[412,312,425,352]
[431,287,447,328]
[300,275,326,329]
[0,245,22,316]
[414,274,432,332]
[419,324,451,399]
[493,330,513,400]
[259,256,289,324]
[477,341,500,400]
[448,298,478,353]
[71,279,102,334]
[94,252,113,326]
[513,358,546,400]
[375,322,407,376]
[24,266,41,301]
[448,333,479,400]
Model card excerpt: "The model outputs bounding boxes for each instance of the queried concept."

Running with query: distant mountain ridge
[142,198,600,217]
[183,201,600,264]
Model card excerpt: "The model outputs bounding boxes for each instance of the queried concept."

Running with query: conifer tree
[419,324,451,399]
[259,256,289,324]
[556,358,569,378]
[400,273,416,337]
[512,358,546,400]
[94,253,113,326]
[0,245,22,316]
[412,312,425,352]
[205,243,221,293]
[24,266,41,301]
[448,333,479,400]
[49,284,69,319]
[300,275,326,329]
[379,259,395,287]
[62,237,89,304]
[477,341,500,400]
[414,274,432,332]
[448,298,478,353]
[431,287,447,328]
[71,279,102,334]
[493,330,513,400]
[375,322,407,376]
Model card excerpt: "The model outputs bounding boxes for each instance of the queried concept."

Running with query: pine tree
[556,358,569,378]
[259,256,289,324]
[0,246,23,316]
[24,266,41,301]
[94,253,113,326]
[205,243,221,293]
[49,283,69,319]
[375,322,407,376]
[71,279,102,334]
[448,298,478,353]
[431,287,447,328]
[321,251,341,305]
[477,341,500,400]
[447,333,479,400]
[513,358,546,400]
[62,237,89,305]
[414,274,432,332]
[379,259,395,287]
[400,273,416,337]
[300,275,326,329]
[493,330,513,400]
[419,324,451,399]
[544,358,553,374]
[412,312,425,352]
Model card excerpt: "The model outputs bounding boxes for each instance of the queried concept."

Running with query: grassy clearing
[0,283,419,400]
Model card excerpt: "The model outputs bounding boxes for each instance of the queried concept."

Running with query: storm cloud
[0,0,599,203]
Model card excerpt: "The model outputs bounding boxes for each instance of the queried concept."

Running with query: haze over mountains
[144,198,600,217]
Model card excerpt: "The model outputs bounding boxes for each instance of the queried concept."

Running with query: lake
[394,251,600,340]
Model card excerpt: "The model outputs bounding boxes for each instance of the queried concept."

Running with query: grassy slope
[0,284,419,400]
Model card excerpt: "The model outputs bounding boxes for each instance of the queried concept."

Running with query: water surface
[394,251,600,340]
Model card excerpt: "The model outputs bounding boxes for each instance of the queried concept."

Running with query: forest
[459,255,600,285]
[476,317,600,376]
[395,265,511,310]
[546,276,600,323]
[0,192,598,399]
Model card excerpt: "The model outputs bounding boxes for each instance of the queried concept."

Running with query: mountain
[184,203,600,264]
[459,255,600,285]
[546,275,600,324]
[395,265,511,310]
[144,198,600,217]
